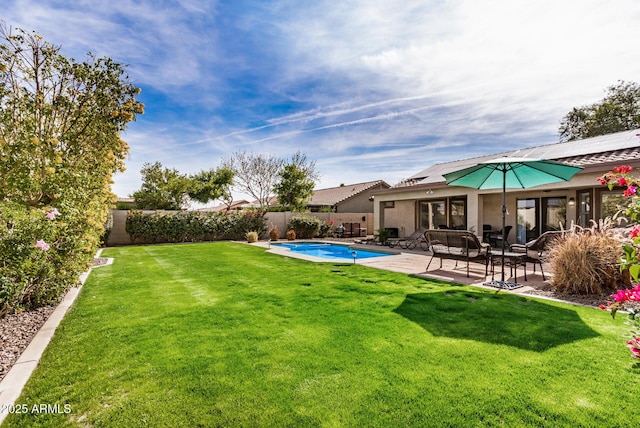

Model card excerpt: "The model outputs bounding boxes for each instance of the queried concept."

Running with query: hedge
[125,210,268,244]
[287,216,334,239]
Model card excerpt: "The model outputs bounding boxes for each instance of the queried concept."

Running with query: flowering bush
[0,27,142,316]
[598,165,640,281]
[598,165,640,362]
[0,203,66,315]
[601,284,640,361]
[318,219,335,238]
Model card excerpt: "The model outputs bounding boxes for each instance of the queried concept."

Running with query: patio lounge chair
[387,228,429,250]
[509,230,565,280]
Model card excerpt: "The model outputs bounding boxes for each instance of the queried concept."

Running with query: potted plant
[286,229,296,240]
[375,228,392,245]
[269,225,280,241]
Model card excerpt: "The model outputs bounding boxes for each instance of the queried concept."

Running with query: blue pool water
[274,242,391,261]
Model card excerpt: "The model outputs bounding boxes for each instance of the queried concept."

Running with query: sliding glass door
[516,198,538,244]
[542,197,567,231]
[419,200,446,230]
[577,190,592,227]
[516,197,567,243]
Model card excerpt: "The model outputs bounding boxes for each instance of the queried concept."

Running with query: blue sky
[5,0,640,204]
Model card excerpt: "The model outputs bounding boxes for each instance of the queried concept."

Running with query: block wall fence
[107,210,374,246]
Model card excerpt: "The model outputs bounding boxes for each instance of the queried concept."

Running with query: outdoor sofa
[423,229,490,277]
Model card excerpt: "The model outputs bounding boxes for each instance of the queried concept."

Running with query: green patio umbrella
[443,157,582,289]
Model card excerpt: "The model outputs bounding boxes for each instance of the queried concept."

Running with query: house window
[516,196,566,244]
[600,190,627,225]
[383,201,395,209]
[450,198,467,230]
[419,197,466,230]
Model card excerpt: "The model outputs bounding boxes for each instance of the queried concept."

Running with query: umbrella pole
[500,166,506,285]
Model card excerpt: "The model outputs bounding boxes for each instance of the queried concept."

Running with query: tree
[222,151,284,209]
[559,80,640,142]
[132,162,191,210]
[0,24,142,311]
[188,167,234,205]
[274,151,319,211]
[0,24,142,208]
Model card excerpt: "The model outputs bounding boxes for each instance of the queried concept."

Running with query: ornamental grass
[548,222,629,294]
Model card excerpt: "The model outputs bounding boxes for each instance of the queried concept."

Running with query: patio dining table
[490,251,527,282]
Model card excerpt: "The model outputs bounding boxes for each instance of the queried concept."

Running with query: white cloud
[5,0,640,198]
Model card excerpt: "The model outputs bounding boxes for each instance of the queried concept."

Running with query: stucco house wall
[373,155,640,244]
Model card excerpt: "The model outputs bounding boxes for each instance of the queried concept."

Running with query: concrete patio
[258,238,554,300]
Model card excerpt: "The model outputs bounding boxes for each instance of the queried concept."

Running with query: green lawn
[5,242,639,427]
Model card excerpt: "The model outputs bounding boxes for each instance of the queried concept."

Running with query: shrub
[125,210,267,244]
[286,230,296,240]
[548,225,628,294]
[318,220,334,238]
[287,216,323,239]
[0,28,142,315]
[375,228,392,245]
[0,202,74,315]
[246,231,259,243]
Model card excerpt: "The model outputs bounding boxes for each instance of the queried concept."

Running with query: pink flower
[624,186,637,197]
[614,165,633,174]
[35,240,50,251]
[611,284,640,302]
[612,289,629,302]
[618,177,629,186]
[630,225,640,239]
[44,208,61,220]
[627,338,640,359]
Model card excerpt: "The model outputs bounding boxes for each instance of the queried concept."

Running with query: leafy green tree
[274,151,319,211]
[188,167,234,205]
[559,81,640,142]
[0,24,142,311]
[132,162,191,210]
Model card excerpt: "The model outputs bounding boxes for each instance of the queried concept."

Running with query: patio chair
[387,228,429,250]
[342,222,354,238]
[509,230,565,280]
[482,224,493,243]
[489,225,512,248]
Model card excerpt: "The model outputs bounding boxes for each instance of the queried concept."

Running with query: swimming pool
[274,242,392,261]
